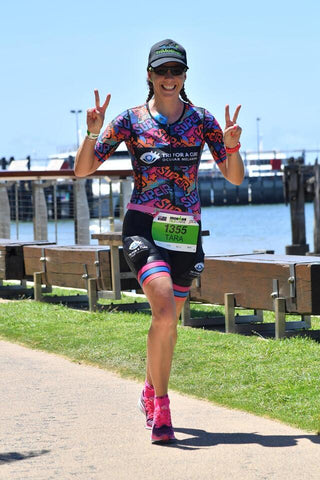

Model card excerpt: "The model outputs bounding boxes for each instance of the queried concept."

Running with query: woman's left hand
[224,104,242,149]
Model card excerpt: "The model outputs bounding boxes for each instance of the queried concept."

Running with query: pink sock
[155,394,169,407]
[144,380,154,397]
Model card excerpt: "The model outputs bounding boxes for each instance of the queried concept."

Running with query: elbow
[226,170,245,185]
[74,152,95,177]
[74,166,87,178]
[73,154,84,177]
[231,165,245,185]
[233,173,245,186]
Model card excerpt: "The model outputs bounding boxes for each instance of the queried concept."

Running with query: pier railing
[0,170,133,244]
[2,160,320,253]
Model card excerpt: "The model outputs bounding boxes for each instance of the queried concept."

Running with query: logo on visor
[140,151,161,164]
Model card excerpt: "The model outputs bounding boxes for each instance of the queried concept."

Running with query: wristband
[86,130,100,140]
[225,142,241,154]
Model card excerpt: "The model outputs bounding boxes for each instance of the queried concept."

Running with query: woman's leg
[145,293,188,389]
[143,275,178,397]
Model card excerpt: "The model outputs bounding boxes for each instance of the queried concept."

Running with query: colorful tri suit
[94,102,226,297]
[95,102,226,219]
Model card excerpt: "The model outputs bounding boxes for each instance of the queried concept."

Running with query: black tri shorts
[122,210,205,300]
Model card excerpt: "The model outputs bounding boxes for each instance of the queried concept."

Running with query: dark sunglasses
[149,65,188,76]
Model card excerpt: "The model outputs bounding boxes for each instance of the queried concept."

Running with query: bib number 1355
[152,213,199,252]
[164,224,187,235]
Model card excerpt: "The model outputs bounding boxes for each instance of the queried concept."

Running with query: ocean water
[201,203,315,255]
[10,202,315,255]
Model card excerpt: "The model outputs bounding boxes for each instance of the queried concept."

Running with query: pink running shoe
[151,395,176,444]
[138,389,154,429]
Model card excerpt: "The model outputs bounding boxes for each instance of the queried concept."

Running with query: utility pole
[256,117,261,159]
[70,109,82,149]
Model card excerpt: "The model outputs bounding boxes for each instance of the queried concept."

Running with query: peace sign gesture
[224,104,242,149]
[86,89,111,134]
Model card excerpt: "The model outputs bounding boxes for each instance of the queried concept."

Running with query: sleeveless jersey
[94,103,226,218]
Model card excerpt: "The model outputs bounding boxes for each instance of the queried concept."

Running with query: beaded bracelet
[225,142,241,154]
[86,130,100,140]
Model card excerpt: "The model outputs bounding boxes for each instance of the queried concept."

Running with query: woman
[75,39,244,444]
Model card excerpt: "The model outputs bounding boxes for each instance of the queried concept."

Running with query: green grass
[1,288,320,433]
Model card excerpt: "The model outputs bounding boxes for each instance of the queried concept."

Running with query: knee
[151,297,176,330]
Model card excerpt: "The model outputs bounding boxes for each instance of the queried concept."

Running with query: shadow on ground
[0,449,50,464]
[159,428,320,450]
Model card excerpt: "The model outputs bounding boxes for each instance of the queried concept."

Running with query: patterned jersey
[94,103,226,218]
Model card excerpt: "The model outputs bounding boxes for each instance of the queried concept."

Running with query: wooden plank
[184,314,266,328]
[0,241,54,280]
[23,244,139,292]
[205,253,320,264]
[191,257,289,311]
[92,232,123,246]
[190,254,320,314]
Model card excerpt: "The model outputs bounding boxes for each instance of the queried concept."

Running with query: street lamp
[70,109,82,149]
[256,117,261,160]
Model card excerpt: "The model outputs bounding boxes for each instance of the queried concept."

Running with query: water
[201,203,314,255]
[10,203,315,255]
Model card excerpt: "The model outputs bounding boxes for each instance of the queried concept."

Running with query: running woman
[74,39,244,444]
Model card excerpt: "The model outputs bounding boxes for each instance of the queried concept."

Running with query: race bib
[151,213,199,252]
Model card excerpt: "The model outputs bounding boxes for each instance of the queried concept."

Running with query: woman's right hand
[86,89,111,134]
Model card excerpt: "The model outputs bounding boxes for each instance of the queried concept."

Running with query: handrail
[0,170,133,244]
[0,169,133,181]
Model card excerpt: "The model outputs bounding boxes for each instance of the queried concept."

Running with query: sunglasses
[149,66,188,76]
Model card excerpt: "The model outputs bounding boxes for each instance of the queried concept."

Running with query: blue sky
[1,0,319,161]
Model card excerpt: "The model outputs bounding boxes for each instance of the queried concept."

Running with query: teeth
[162,85,175,90]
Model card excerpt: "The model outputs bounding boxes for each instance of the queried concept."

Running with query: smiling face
[148,62,187,101]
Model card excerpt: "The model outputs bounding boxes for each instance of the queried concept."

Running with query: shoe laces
[144,395,154,420]
[154,404,172,427]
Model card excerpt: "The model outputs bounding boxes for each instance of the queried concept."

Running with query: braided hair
[146,80,193,105]
[179,85,193,105]
[146,80,154,102]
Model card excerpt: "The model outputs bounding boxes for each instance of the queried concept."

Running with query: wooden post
[313,164,320,254]
[33,182,48,241]
[0,183,11,238]
[88,277,98,311]
[275,297,286,339]
[108,180,115,232]
[285,161,309,255]
[74,179,90,245]
[181,295,191,326]
[33,272,43,301]
[110,245,121,299]
[254,309,264,322]
[225,293,235,333]
[302,315,311,329]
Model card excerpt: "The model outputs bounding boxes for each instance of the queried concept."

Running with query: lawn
[0,287,320,433]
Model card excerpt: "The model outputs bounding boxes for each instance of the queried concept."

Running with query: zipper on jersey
[166,123,175,206]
